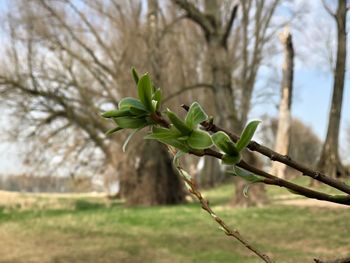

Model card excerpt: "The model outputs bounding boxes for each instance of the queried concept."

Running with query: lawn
[0,181,349,263]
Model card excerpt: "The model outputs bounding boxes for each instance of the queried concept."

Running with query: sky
[0,0,349,175]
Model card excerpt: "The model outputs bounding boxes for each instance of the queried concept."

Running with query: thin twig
[170,148,274,263]
[181,104,350,195]
[150,109,350,206]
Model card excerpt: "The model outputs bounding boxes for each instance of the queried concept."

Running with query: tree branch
[221,4,238,47]
[172,0,213,38]
[321,0,336,18]
[171,148,273,263]
[150,108,350,206]
[163,83,214,103]
[181,104,350,196]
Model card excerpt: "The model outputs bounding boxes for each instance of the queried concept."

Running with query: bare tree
[317,0,349,178]
[0,0,188,205]
[172,0,291,206]
[270,27,294,179]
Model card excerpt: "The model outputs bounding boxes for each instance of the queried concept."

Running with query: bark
[317,0,349,178]
[270,28,294,179]
[173,0,267,206]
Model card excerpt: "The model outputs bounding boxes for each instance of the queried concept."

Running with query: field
[0,181,349,263]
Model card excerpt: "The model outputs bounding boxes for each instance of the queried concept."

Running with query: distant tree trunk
[173,0,267,206]
[126,141,185,205]
[317,0,348,178]
[270,28,294,179]
[122,0,186,205]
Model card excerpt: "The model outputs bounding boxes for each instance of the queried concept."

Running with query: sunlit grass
[0,184,349,263]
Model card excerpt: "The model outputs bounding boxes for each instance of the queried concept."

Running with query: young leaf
[230,166,264,183]
[173,150,186,167]
[187,130,213,150]
[129,107,148,117]
[114,116,148,129]
[243,183,256,198]
[131,67,139,85]
[137,74,154,112]
[222,154,241,165]
[166,109,192,135]
[153,88,161,102]
[185,102,208,129]
[105,126,123,135]
[211,131,239,155]
[144,126,181,140]
[102,108,131,118]
[123,128,142,152]
[118,97,146,111]
[145,136,190,153]
[236,120,260,151]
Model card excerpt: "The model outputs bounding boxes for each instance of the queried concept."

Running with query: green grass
[0,185,349,263]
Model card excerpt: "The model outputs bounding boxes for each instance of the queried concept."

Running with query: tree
[0,0,187,205]
[317,0,349,178]
[121,0,185,205]
[261,117,322,173]
[270,27,294,179]
[172,0,289,206]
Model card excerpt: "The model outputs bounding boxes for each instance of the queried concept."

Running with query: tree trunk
[120,0,186,205]
[317,0,348,178]
[270,28,294,179]
[173,0,267,206]
[126,140,186,206]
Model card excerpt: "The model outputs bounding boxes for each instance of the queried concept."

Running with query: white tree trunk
[270,28,294,179]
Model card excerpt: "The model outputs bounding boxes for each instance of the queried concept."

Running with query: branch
[221,4,238,47]
[172,0,213,38]
[171,149,273,263]
[163,83,214,103]
[321,0,336,18]
[314,255,350,263]
[180,104,350,195]
[150,109,350,206]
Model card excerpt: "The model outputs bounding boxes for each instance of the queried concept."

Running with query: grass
[0,184,349,263]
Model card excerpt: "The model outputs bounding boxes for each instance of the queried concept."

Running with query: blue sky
[0,1,349,174]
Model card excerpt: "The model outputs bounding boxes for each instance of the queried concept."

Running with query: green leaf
[138,74,154,112]
[187,130,213,150]
[123,128,142,152]
[166,109,192,135]
[173,150,186,167]
[159,138,190,152]
[105,126,123,135]
[129,106,148,117]
[118,97,146,111]
[222,154,241,165]
[185,102,208,129]
[102,108,131,118]
[211,131,239,155]
[153,88,161,102]
[243,183,255,198]
[144,126,181,140]
[230,166,264,183]
[114,116,148,129]
[236,120,260,151]
[131,67,139,85]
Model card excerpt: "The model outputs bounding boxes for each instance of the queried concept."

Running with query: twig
[170,148,274,263]
[314,255,350,263]
[181,104,350,195]
[151,109,350,206]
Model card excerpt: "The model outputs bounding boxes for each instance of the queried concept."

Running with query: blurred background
[0,0,349,262]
